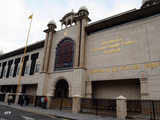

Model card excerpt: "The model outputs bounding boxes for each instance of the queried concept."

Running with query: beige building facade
[0,1,160,101]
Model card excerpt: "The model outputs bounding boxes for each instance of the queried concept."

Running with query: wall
[48,25,79,73]
[93,80,141,99]
[0,47,45,96]
[86,14,160,81]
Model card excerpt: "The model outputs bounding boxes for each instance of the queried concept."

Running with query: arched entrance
[55,79,69,98]
[50,79,72,110]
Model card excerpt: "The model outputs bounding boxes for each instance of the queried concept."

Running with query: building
[0,0,160,103]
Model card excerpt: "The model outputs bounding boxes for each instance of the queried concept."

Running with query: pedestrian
[25,96,30,106]
[44,96,48,109]
[40,97,45,108]
[20,94,25,106]
[8,94,13,105]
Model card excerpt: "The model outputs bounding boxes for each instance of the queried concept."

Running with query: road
[0,104,66,120]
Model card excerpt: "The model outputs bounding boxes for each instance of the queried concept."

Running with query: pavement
[0,104,60,120]
[0,102,117,120]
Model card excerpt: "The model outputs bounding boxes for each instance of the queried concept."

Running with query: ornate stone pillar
[42,20,56,96]
[74,7,91,68]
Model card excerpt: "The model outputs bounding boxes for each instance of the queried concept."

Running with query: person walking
[20,94,25,106]
[41,97,45,108]
[44,96,48,109]
[8,94,13,105]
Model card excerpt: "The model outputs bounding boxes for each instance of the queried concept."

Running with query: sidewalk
[0,102,117,120]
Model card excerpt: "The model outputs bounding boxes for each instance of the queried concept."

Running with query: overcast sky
[0,0,142,53]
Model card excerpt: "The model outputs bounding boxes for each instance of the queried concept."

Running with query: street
[0,104,65,120]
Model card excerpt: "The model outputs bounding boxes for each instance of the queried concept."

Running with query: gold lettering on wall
[93,46,107,52]
[112,67,118,72]
[122,41,136,46]
[132,65,140,70]
[104,48,120,54]
[106,68,111,72]
[108,43,121,49]
[144,62,160,69]
[89,62,160,74]
[119,66,129,70]
[92,38,136,54]
[101,39,122,46]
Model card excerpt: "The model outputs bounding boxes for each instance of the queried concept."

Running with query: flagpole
[16,14,33,94]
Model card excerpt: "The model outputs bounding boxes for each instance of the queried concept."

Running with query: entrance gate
[50,79,72,110]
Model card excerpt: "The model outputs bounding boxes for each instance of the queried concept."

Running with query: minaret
[74,6,91,68]
[42,20,57,73]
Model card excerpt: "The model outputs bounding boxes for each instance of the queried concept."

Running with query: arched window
[54,38,74,70]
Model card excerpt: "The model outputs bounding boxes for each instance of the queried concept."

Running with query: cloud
[0,0,142,53]
[0,0,31,53]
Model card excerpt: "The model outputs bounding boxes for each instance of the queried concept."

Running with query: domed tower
[74,6,91,68]
[47,20,57,30]
[141,0,160,8]
[42,19,57,73]
[78,6,89,18]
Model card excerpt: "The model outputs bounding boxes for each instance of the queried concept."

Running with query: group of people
[7,94,48,109]
[40,96,48,109]
[7,94,30,106]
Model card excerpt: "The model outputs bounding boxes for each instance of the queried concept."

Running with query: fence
[50,97,72,111]
[127,100,160,120]
[81,98,116,117]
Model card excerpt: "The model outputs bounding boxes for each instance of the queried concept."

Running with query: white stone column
[116,95,127,120]
[41,33,49,72]
[74,21,81,68]
[72,95,81,113]
[79,19,88,68]
[44,32,53,72]
[42,20,56,73]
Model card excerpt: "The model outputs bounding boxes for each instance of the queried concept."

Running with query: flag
[28,14,33,19]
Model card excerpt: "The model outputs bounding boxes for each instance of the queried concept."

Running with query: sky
[0,0,142,53]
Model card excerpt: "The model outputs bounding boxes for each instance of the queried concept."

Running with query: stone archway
[55,79,69,98]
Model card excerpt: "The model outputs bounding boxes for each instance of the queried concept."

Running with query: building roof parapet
[0,40,44,61]
[86,2,160,35]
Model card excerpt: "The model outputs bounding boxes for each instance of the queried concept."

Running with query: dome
[48,19,56,26]
[79,6,88,12]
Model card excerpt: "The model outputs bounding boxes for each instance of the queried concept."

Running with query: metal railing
[127,100,160,120]
[81,98,116,117]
